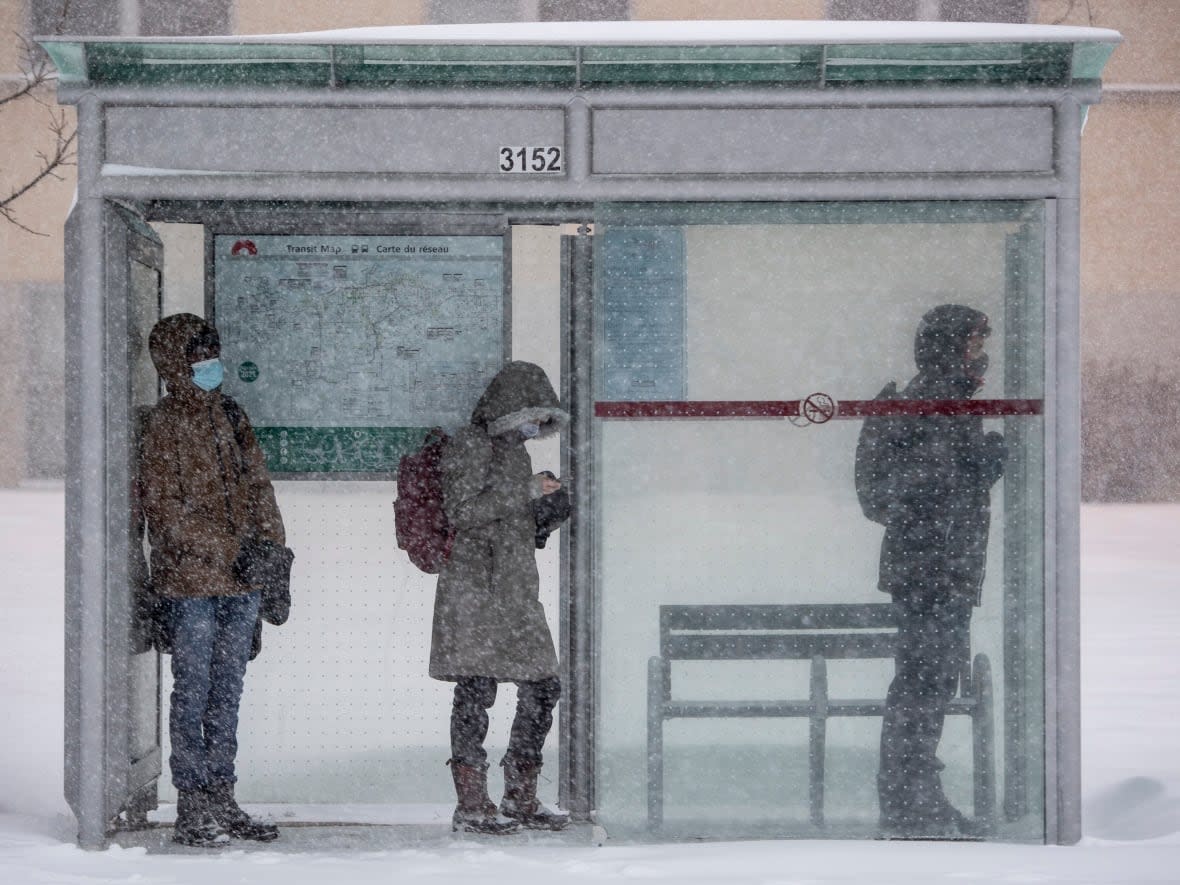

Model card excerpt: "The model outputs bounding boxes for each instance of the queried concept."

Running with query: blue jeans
[168,592,261,793]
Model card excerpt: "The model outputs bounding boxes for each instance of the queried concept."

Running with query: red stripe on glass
[838,399,1043,417]
[594,399,1043,419]
[594,401,802,419]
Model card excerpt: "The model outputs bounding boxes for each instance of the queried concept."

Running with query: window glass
[426,0,530,24]
[827,0,1030,21]
[140,0,231,37]
[31,0,119,35]
[940,0,1030,23]
[426,0,631,23]
[828,0,920,19]
[592,201,1046,842]
[32,0,232,38]
[539,0,630,20]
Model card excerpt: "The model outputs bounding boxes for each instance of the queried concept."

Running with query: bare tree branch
[1,32,77,236]
[0,34,55,107]
[1,111,76,205]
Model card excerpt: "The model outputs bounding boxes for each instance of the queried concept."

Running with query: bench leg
[809,655,829,828]
[647,657,666,830]
[972,653,996,832]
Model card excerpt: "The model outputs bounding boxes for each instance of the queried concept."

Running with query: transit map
[213,234,506,474]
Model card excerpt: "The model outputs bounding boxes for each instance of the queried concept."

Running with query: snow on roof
[50,19,1122,46]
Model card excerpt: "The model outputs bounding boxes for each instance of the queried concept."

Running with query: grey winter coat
[429,361,569,682]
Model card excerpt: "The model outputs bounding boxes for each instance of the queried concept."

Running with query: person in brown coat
[431,361,571,834]
[139,313,284,847]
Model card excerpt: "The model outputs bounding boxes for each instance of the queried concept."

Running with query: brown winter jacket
[139,313,285,600]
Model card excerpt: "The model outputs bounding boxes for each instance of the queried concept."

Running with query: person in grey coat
[430,361,571,834]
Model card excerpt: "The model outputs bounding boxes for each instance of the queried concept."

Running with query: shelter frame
[43,23,1115,849]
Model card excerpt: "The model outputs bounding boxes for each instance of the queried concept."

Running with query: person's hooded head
[913,304,991,397]
[471,361,568,442]
[148,313,223,398]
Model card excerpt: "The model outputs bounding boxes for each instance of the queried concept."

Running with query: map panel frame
[207,219,511,479]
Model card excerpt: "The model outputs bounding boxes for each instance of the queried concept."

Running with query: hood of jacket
[912,304,991,397]
[471,361,568,439]
[148,313,219,401]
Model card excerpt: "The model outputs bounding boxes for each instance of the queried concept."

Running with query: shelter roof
[38,19,1121,90]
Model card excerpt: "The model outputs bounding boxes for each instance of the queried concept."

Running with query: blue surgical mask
[519,422,541,439]
[191,358,224,391]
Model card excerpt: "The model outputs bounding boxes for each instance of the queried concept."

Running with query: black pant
[878,594,972,821]
[450,676,562,768]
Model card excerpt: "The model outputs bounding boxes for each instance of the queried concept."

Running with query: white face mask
[519,422,541,439]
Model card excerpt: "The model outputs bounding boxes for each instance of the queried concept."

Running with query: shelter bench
[646,603,995,830]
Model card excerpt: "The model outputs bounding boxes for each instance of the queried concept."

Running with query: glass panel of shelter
[144,216,565,814]
[591,201,1046,841]
[136,202,1046,842]
[122,213,165,824]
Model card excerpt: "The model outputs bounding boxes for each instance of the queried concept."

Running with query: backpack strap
[221,395,248,452]
[854,381,900,525]
[219,395,257,535]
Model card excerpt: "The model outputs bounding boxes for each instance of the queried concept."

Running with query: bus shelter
[40,19,1120,849]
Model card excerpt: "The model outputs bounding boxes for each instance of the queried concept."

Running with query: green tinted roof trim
[37,35,1118,89]
[84,43,333,86]
[356,44,574,62]
[96,42,332,61]
[826,42,1024,60]
[1071,41,1117,80]
[39,41,87,85]
[825,42,1070,84]
[339,44,577,84]
[582,45,821,83]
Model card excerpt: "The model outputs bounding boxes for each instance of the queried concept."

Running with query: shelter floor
[109,805,1038,850]
[116,805,599,852]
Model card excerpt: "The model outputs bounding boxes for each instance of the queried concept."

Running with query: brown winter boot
[449,760,520,835]
[499,755,570,831]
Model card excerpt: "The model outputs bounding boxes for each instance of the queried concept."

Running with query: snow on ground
[1,487,1178,883]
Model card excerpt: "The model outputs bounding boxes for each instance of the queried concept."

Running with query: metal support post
[1050,95,1084,846]
[559,226,595,819]
[65,94,112,850]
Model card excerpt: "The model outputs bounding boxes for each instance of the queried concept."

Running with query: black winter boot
[499,755,569,831]
[173,789,230,847]
[879,790,984,840]
[207,780,279,842]
[449,760,520,835]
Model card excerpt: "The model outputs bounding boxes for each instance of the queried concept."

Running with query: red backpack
[394,428,456,574]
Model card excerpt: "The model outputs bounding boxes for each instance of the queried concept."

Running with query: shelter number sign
[499,145,563,173]
[213,234,506,474]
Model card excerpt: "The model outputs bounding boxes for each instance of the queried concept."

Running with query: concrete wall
[1,0,73,483]
[1041,1,1180,365]
[1030,1,1180,499]
[234,0,425,34]
[633,0,825,18]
